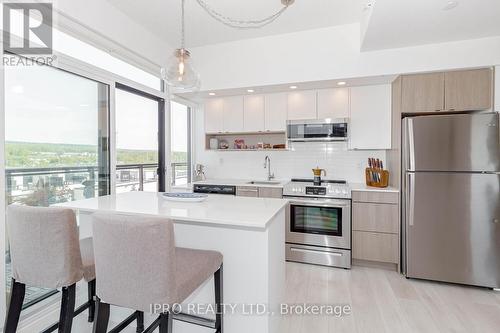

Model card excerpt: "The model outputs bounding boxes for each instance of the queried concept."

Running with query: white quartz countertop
[191,178,290,188]
[350,183,400,193]
[56,191,288,230]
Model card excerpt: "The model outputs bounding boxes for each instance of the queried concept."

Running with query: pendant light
[164,0,200,92]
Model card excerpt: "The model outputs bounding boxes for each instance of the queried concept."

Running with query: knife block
[365,168,389,188]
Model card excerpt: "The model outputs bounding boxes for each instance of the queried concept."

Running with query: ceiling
[105,0,365,48]
[362,0,500,50]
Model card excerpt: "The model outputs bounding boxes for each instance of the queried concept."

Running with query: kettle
[312,167,326,186]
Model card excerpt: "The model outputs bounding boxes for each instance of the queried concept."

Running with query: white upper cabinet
[317,88,350,119]
[265,93,287,131]
[349,84,392,150]
[223,96,244,132]
[204,98,224,133]
[495,66,500,112]
[287,91,317,120]
[243,95,265,132]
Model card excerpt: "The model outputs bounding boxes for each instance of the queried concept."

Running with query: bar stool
[4,205,96,333]
[91,212,223,333]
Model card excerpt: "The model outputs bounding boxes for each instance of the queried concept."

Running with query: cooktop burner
[290,178,347,184]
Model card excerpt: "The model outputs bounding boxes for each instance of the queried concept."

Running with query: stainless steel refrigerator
[402,112,500,288]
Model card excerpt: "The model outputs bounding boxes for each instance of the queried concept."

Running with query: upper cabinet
[402,73,445,113]
[495,66,500,112]
[204,98,224,133]
[317,88,350,119]
[445,69,493,112]
[243,95,265,132]
[287,91,317,120]
[265,93,287,131]
[401,68,493,113]
[349,84,392,150]
[223,96,244,132]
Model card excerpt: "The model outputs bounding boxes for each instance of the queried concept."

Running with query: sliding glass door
[4,56,110,307]
[115,84,166,192]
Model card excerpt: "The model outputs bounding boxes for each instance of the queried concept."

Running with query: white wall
[53,0,172,68]
[191,23,500,91]
[194,110,385,183]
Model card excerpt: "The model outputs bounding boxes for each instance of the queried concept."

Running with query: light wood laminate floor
[72,263,500,333]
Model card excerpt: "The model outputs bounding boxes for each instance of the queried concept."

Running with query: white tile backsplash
[194,111,387,183]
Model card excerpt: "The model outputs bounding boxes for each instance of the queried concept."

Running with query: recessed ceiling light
[443,1,459,10]
[337,81,347,86]
[208,92,216,96]
[289,85,298,89]
[247,89,255,93]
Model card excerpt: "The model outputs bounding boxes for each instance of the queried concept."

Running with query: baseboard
[352,259,398,271]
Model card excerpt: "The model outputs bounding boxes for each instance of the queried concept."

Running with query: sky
[5,63,188,152]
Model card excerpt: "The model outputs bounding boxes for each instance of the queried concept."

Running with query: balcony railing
[6,162,190,205]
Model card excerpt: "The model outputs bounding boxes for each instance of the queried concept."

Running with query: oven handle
[290,247,343,257]
[287,198,351,208]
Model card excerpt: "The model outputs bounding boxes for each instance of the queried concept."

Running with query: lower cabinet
[236,186,283,198]
[351,190,400,269]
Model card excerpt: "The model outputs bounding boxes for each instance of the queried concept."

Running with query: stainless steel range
[283,179,351,269]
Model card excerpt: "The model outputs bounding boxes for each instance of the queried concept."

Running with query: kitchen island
[57,191,288,333]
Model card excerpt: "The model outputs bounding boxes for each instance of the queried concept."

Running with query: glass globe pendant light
[164,0,200,91]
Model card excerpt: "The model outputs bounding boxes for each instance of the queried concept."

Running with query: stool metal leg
[93,297,110,333]
[215,264,223,333]
[88,280,96,322]
[58,284,76,333]
[136,311,144,333]
[159,313,173,333]
[4,279,25,333]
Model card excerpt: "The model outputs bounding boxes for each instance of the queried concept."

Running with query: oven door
[285,197,351,249]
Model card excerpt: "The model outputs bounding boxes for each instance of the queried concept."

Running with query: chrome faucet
[264,155,275,181]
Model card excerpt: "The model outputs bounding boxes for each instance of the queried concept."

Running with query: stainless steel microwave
[287,119,348,142]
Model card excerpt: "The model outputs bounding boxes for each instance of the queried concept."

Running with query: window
[170,101,192,186]
[4,56,110,307]
[115,86,163,192]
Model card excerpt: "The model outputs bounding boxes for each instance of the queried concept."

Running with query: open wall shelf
[205,131,288,151]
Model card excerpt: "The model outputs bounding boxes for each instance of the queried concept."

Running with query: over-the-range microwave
[287,118,348,142]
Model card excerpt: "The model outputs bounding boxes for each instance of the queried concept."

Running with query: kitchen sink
[247,181,282,185]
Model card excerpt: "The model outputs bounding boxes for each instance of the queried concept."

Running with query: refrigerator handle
[407,173,415,226]
[408,119,415,171]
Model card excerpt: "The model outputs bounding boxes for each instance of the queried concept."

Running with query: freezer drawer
[404,112,500,172]
[405,172,500,288]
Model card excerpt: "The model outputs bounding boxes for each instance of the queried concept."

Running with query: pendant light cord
[181,0,185,49]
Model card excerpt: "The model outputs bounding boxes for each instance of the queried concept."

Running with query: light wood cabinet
[287,91,317,120]
[402,72,445,113]
[223,96,244,133]
[352,190,399,267]
[353,231,399,263]
[353,202,398,234]
[495,66,500,112]
[243,95,265,132]
[349,84,392,150]
[258,187,282,198]
[317,88,350,119]
[265,93,288,131]
[445,69,493,111]
[236,186,259,197]
[204,98,224,133]
[496,66,500,112]
[401,69,493,113]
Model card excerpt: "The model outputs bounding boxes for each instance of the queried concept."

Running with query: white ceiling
[105,0,365,48]
[362,0,500,50]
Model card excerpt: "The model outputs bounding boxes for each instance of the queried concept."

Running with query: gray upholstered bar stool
[4,205,97,333]
[91,212,223,333]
